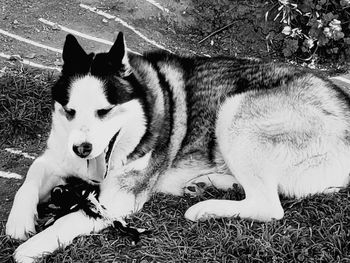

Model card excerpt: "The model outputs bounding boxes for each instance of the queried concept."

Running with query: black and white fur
[6,33,350,262]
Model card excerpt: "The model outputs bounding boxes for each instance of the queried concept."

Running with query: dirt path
[0,0,210,69]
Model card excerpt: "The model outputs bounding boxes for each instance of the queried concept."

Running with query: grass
[1,188,350,262]
[0,68,350,262]
[0,67,56,146]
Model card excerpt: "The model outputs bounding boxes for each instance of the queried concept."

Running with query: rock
[0,66,7,78]
[51,23,60,30]
[9,54,23,61]
[54,59,63,66]
[24,53,36,59]
[102,18,108,24]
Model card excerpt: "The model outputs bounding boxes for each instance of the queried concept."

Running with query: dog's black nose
[73,142,92,158]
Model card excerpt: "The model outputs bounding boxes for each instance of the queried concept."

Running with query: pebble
[24,53,36,59]
[51,23,60,30]
[54,59,63,66]
[9,54,23,61]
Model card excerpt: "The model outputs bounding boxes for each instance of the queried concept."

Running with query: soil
[1,0,349,70]
[0,0,277,68]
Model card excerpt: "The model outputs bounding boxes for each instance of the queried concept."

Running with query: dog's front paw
[6,186,39,240]
[6,207,37,241]
[13,249,37,263]
[13,231,54,263]
[14,244,38,263]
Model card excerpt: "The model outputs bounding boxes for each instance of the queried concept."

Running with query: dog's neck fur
[105,99,147,174]
[125,57,167,161]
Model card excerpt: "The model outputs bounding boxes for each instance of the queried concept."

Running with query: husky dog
[6,32,350,262]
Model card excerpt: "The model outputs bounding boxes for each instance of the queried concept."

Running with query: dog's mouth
[104,130,120,177]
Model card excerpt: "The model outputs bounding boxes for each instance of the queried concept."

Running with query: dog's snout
[72,142,92,158]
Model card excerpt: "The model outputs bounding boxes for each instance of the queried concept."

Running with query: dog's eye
[63,107,76,119]
[97,108,112,118]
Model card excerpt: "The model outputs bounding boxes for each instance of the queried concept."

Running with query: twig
[198,21,236,44]
[296,45,318,62]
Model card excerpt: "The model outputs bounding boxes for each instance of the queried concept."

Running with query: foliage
[267,0,350,61]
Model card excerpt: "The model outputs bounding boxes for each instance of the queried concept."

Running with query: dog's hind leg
[185,165,284,221]
[185,95,284,221]
[184,147,284,221]
[13,210,108,263]
[6,156,65,240]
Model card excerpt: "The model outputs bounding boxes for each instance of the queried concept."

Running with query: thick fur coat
[6,33,350,262]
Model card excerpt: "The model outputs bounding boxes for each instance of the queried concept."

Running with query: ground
[1,0,350,262]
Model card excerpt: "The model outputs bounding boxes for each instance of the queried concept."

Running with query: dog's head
[51,33,146,159]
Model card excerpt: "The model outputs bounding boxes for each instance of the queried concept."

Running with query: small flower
[329,19,342,32]
[282,25,292,35]
[279,0,290,5]
[290,28,302,38]
[304,38,314,49]
[323,19,344,40]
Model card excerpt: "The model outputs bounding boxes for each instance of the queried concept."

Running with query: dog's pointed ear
[108,32,131,76]
[62,34,93,74]
[62,34,88,63]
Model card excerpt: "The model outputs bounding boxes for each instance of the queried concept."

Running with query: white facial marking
[56,75,115,158]
[68,76,109,116]
[53,75,147,160]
